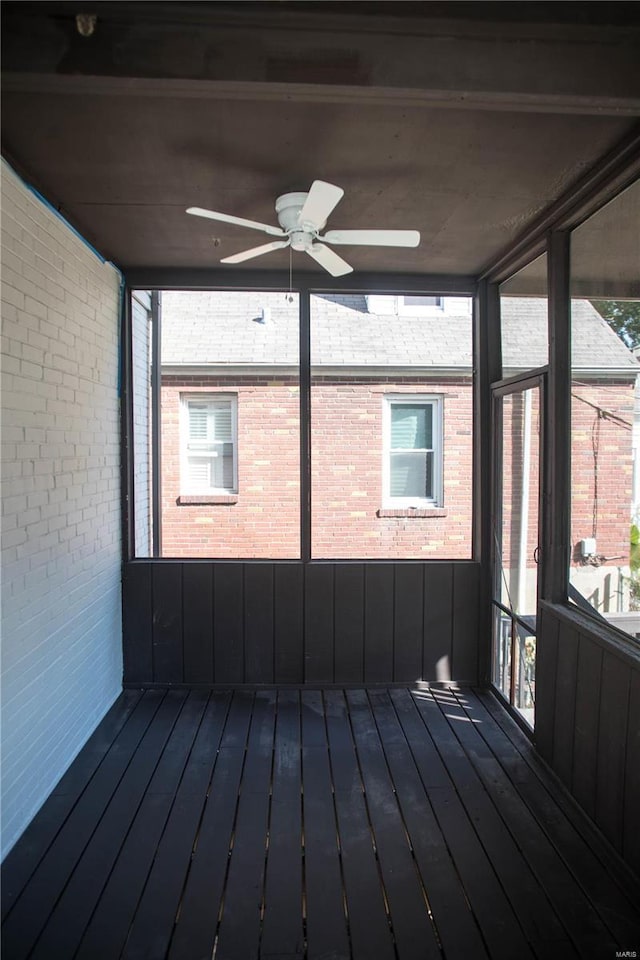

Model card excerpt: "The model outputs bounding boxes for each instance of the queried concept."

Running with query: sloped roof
[501,297,638,372]
[160,291,638,374]
[162,291,299,367]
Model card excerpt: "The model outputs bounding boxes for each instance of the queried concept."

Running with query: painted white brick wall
[1,161,123,858]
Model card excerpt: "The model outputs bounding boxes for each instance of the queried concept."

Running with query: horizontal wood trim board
[122,561,480,687]
[536,603,640,876]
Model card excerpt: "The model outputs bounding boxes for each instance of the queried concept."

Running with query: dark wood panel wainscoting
[535,601,640,877]
[122,561,480,687]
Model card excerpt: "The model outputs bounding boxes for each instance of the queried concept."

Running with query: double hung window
[383,396,442,507]
[181,395,237,495]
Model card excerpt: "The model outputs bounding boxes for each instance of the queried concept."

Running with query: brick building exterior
[570,377,637,613]
[158,292,637,590]
[161,373,302,558]
[310,375,473,558]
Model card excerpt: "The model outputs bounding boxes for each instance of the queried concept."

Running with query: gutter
[161,364,475,378]
[162,362,638,381]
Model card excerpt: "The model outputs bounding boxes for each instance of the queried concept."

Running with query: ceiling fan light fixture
[289,231,313,252]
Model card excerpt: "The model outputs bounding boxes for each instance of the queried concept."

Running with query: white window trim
[180,393,238,495]
[382,395,443,508]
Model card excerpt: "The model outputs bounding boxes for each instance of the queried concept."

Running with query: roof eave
[161,363,474,378]
[162,362,639,379]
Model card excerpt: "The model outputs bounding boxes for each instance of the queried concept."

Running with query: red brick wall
[310,377,473,558]
[495,380,634,608]
[161,376,300,558]
[570,379,635,564]
[160,374,474,559]
[159,375,634,565]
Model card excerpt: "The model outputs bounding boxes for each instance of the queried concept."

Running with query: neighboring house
[158,292,638,605]
[633,344,640,525]
[499,296,640,618]
[160,292,474,559]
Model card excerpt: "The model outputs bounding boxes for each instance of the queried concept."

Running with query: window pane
[570,180,640,640]
[492,383,541,729]
[187,457,213,488]
[188,401,233,443]
[184,400,236,494]
[311,293,473,559]
[500,253,548,376]
[514,628,536,722]
[131,291,153,557]
[494,619,536,725]
[212,404,232,441]
[159,290,300,558]
[493,388,541,621]
[188,405,209,439]
[391,404,432,449]
[220,443,234,490]
[390,451,432,498]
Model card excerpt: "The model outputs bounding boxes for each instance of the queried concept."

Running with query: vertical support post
[544,231,571,603]
[474,279,502,683]
[300,288,311,562]
[151,290,163,557]
[120,285,135,562]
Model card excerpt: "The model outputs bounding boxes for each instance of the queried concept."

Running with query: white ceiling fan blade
[322,229,420,248]
[220,240,290,264]
[298,181,344,231]
[306,243,353,277]
[186,207,286,238]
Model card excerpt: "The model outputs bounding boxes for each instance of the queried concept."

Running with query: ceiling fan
[186,180,420,277]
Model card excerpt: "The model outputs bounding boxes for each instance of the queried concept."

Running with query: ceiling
[2,2,640,283]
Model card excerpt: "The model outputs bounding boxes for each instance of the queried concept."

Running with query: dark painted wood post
[120,286,135,561]
[474,279,501,683]
[543,231,571,604]
[300,289,311,562]
[151,290,162,557]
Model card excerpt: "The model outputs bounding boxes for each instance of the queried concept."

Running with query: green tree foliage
[593,300,640,349]
[629,525,640,611]
[631,524,640,573]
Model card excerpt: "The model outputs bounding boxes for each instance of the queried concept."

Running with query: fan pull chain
[286,245,294,303]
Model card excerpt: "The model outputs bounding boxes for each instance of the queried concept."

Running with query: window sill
[377,507,447,518]
[177,495,238,506]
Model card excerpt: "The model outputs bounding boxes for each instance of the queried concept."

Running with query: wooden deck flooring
[2,686,640,960]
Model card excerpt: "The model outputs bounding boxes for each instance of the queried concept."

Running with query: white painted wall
[366,294,473,316]
[1,161,123,858]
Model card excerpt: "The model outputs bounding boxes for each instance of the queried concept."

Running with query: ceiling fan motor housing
[275,191,321,248]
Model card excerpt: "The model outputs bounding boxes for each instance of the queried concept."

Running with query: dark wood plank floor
[3,686,640,960]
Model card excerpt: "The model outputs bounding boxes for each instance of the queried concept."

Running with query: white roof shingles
[161,291,300,367]
[501,297,639,372]
[570,299,639,371]
[160,291,638,374]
